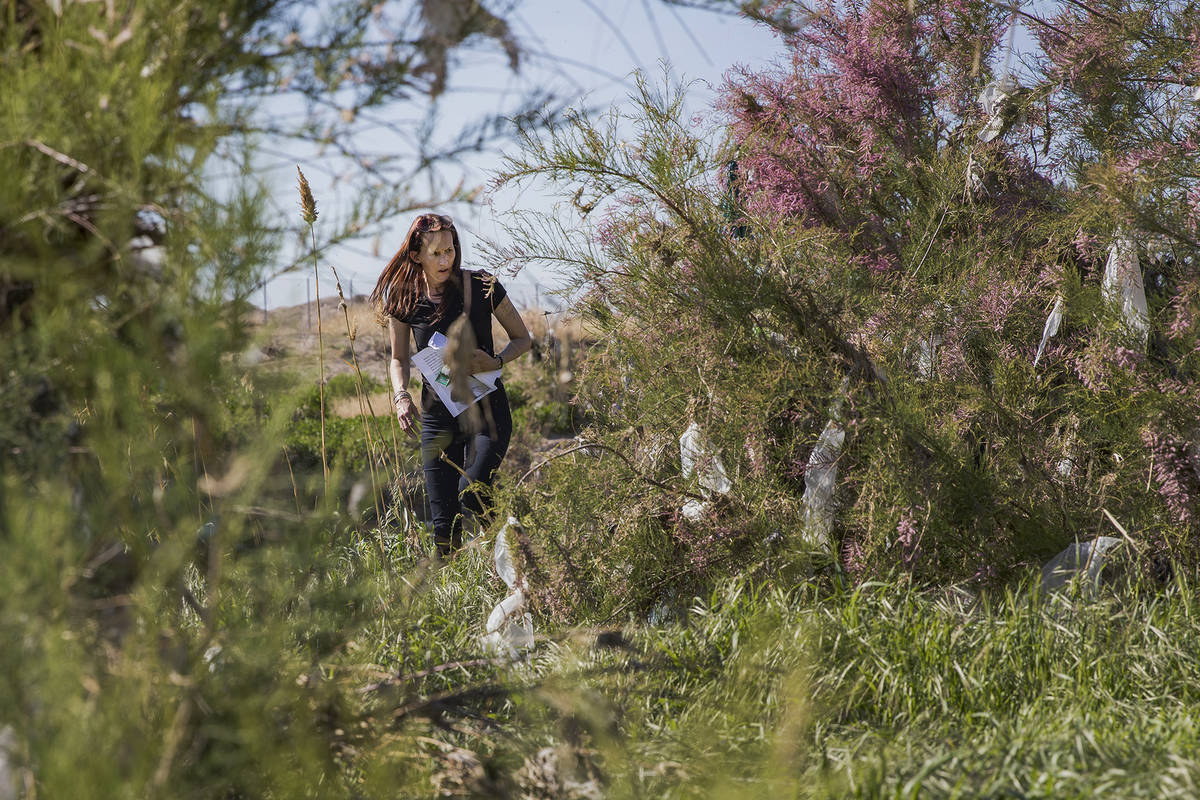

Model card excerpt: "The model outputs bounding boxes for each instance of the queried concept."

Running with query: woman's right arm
[388,317,418,436]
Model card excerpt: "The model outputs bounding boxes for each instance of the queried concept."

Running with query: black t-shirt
[393,271,508,408]
[395,269,508,353]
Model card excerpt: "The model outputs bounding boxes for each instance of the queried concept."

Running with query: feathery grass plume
[445,315,486,433]
[296,165,318,225]
[298,165,328,491]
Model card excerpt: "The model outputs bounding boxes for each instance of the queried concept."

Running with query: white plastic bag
[481,517,535,656]
[966,152,984,195]
[800,420,845,548]
[977,77,1019,142]
[1040,536,1123,596]
[915,333,942,380]
[1101,235,1149,346]
[493,515,519,590]
[679,421,731,521]
[680,422,732,495]
[1033,295,1064,367]
[0,726,16,800]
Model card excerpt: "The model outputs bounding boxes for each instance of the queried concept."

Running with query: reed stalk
[297,166,329,495]
[330,265,385,540]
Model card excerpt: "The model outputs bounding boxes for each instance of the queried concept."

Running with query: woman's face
[414,229,455,290]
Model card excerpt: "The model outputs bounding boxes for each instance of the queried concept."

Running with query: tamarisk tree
[492,0,1199,616]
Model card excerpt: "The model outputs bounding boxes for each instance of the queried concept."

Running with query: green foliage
[488,40,1199,614]
[4,0,1199,796]
[0,1,484,795]
[282,373,390,472]
[548,575,1200,798]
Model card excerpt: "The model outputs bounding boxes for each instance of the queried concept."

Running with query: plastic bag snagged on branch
[1033,295,1064,367]
[915,333,942,381]
[977,76,1022,143]
[679,421,732,521]
[1101,234,1149,347]
[481,517,534,656]
[800,419,845,549]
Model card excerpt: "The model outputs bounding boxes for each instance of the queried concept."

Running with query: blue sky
[257,1,783,310]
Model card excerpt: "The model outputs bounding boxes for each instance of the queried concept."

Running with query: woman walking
[371,213,532,556]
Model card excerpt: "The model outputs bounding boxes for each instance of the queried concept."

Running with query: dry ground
[244,295,590,418]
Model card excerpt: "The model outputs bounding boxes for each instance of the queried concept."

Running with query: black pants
[419,386,512,555]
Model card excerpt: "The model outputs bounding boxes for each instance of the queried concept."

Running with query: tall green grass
[500,573,1200,799]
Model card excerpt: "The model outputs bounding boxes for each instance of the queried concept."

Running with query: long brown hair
[370,213,463,322]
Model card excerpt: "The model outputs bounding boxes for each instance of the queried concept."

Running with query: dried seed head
[296,166,318,225]
[445,317,477,403]
[445,317,482,430]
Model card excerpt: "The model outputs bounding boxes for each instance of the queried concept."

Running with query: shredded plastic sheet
[1040,536,1123,596]
[1101,235,1149,346]
[481,517,534,656]
[1033,295,1064,367]
[977,77,1019,142]
[0,726,15,800]
[915,333,942,380]
[800,420,845,549]
[679,421,732,521]
[1056,453,1075,479]
[966,151,984,195]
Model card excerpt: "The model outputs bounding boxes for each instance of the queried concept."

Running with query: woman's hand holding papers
[470,348,502,374]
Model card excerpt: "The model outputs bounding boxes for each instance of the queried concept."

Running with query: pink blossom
[1142,429,1200,527]
[896,510,923,565]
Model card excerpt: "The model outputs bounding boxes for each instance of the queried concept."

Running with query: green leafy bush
[490,0,1200,618]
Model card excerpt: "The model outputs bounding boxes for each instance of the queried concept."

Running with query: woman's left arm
[492,296,532,368]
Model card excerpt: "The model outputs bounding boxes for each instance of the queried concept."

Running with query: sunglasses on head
[414,214,454,231]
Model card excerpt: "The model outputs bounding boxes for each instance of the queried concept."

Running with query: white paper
[411,331,502,417]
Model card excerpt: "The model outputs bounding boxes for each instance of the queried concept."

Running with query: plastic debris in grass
[966,151,985,196]
[481,516,534,657]
[1040,536,1124,596]
[1056,453,1075,479]
[0,726,17,800]
[1101,234,1149,346]
[915,333,942,380]
[517,746,604,800]
[1034,295,1064,367]
[679,421,732,521]
[800,419,845,549]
